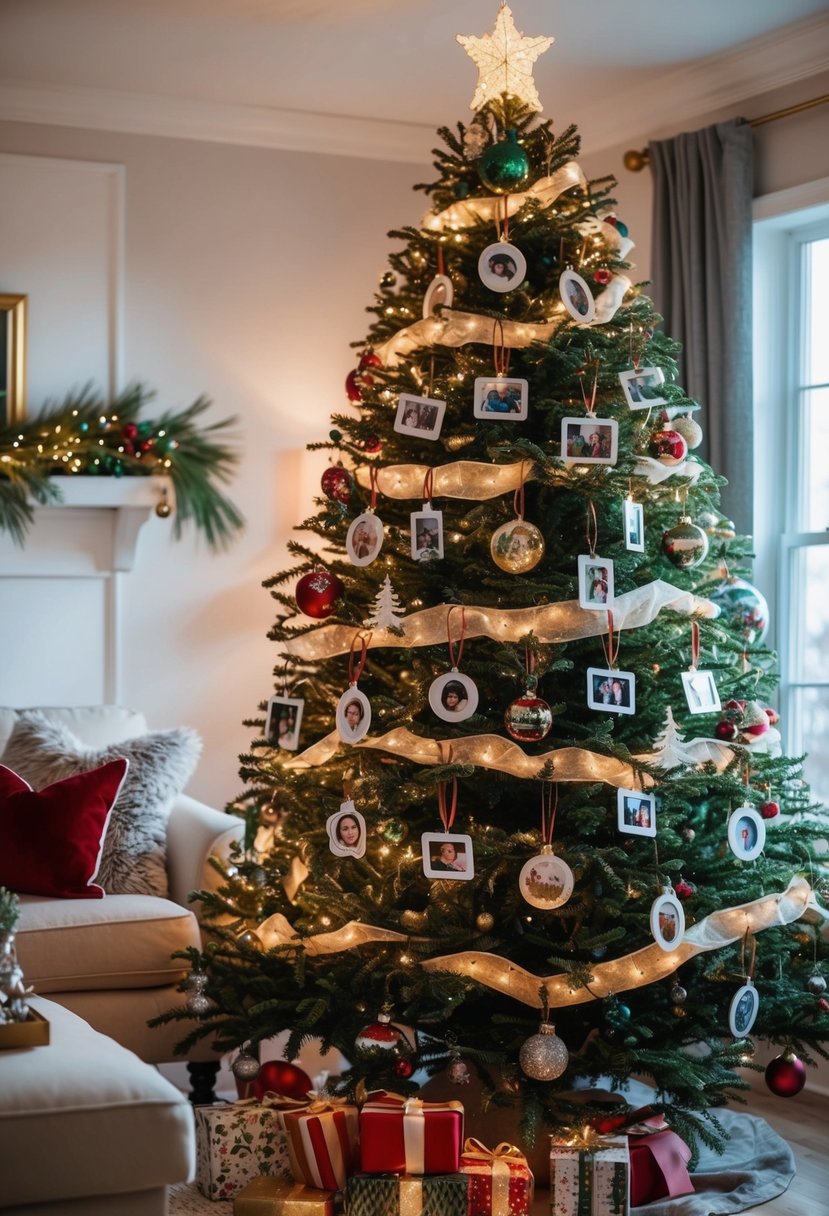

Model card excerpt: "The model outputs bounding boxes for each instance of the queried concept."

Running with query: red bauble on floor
[247,1059,313,1101]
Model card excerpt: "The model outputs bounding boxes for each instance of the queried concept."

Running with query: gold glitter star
[457,3,554,114]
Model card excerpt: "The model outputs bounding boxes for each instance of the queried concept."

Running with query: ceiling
[2,0,829,159]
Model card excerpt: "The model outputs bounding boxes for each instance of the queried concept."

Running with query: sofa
[0,705,245,1082]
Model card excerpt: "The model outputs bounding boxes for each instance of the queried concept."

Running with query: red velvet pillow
[0,759,128,899]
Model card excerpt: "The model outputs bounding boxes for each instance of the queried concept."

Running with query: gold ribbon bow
[462,1138,530,1216]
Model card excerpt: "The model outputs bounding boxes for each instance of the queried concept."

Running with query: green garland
[0,384,244,550]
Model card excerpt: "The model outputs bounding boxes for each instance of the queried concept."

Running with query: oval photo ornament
[728,980,759,1038]
[335,686,371,743]
[650,886,685,952]
[346,512,384,567]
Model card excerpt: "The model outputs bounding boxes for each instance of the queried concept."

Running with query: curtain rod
[623,92,829,172]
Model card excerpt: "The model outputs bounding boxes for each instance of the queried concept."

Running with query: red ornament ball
[649,428,688,466]
[363,435,383,454]
[504,694,553,743]
[251,1059,312,1101]
[355,1015,408,1055]
[760,801,780,820]
[295,570,344,619]
[320,465,352,504]
[345,369,363,402]
[675,880,696,900]
[358,351,382,379]
[765,1049,806,1098]
[715,720,739,742]
[121,422,139,441]
[818,998,829,1013]
[392,1057,415,1079]
[593,268,613,285]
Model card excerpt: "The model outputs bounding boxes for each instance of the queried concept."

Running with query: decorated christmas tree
[158,5,829,1156]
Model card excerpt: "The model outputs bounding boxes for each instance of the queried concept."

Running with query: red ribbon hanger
[347,631,370,686]
[540,781,558,846]
[437,741,458,832]
[513,460,528,521]
[492,319,511,378]
[690,621,700,670]
[368,464,380,513]
[422,467,435,506]
[585,500,598,558]
[600,610,620,670]
[578,361,599,416]
[446,605,467,671]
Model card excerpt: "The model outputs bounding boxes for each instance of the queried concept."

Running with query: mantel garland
[0,383,244,550]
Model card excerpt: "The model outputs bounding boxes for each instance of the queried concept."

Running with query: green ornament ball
[329,429,342,442]
[380,818,407,844]
[478,132,530,194]
[453,180,471,199]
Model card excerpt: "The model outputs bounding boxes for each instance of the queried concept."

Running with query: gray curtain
[650,119,754,533]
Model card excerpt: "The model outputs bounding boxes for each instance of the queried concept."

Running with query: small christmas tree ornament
[661,516,709,569]
[231,1050,261,1082]
[765,1047,806,1097]
[295,570,344,619]
[355,1004,409,1056]
[477,130,530,193]
[320,464,353,505]
[363,575,406,631]
[708,574,770,643]
[649,427,688,466]
[519,1019,568,1080]
[185,971,210,1016]
[672,413,704,449]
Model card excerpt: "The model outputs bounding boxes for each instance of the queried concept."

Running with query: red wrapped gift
[360,1091,464,1176]
[628,1118,693,1206]
[279,1099,359,1191]
[460,1138,534,1216]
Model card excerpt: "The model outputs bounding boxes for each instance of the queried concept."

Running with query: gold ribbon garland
[421,163,587,232]
[284,581,717,663]
[257,877,818,1010]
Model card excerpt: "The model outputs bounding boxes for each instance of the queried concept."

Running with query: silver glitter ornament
[670,983,687,1005]
[518,1021,568,1080]
[232,1052,261,1081]
[807,973,827,995]
[448,1056,471,1085]
[185,972,211,1016]
[672,415,703,449]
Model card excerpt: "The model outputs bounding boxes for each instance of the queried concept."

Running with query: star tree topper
[457,3,554,114]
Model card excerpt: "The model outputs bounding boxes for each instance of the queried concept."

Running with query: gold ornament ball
[671,1005,688,1019]
[518,1022,569,1080]
[400,909,428,931]
[155,498,172,518]
[476,911,495,933]
[491,519,545,574]
[237,928,263,950]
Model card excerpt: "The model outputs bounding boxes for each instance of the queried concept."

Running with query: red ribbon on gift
[279,1098,359,1191]
[360,1091,464,1176]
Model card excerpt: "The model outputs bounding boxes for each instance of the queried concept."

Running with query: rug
[170,1092,795,1215]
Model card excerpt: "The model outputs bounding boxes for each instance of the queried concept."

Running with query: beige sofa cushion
[16,893,200,993]
[0,996,195,1209]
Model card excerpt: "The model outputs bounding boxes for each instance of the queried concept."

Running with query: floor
[731,1087,828,1215]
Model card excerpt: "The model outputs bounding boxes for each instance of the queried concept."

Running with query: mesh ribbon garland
[422,162,587,232]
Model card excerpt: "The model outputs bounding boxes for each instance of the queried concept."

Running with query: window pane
[795,544,829,677]
[805,386,829,530]
[793,686,829,809]
[807,237,829,387]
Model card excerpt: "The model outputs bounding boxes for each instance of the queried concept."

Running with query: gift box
[460,1138,534,1216]
[234,1175,339,1215]
[279,1099,359,1191]
[549,1133,629,1216]
[359,1092,464,1175]
[627,1122,693,1207]
[345,1171,468,1216]
[196,1099,293,1201]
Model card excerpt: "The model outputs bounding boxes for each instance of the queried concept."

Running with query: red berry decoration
[251,1059,312,1101]
[594,268,612,285]
[121,422,138,441]
[760,801,780,820]
[765,1048,806,1097]
[715,720,739,742]
[649,428,688,466]
[320,465,353,505]
[295,571,345,619]
[392,1056,415,1079]
[675,880,695,900]
[345,369,363,402]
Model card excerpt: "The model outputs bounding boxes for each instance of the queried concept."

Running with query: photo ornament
[728,981,760,1038]
[473,376,528,421]
[326,801,367,859]
[619,366,667,410]
[411,509,444,561]
[624,498,645,552]
[578,553,615,609]
[346,512,384,567]
[650,887,686,952]
[335,686,371,743]
[561,417,618,464]
[478,241,527,293]
[428,671,479,722]
[518,850,574,910]
[727,805,766,862]
[587,667,636,715]
[265,695,304,751]
[682,669,721,715]
[394,393,446,440]
[421,832,475,881]
[559,268,596,323]
[617,788,656,837]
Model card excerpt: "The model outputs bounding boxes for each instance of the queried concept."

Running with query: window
[754,181,829,806]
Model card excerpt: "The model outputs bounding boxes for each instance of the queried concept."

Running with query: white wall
[0,120,424,807]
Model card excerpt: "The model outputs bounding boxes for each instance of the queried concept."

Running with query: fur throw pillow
[1,711,202,898]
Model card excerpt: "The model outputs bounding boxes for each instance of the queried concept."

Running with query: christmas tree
[157,5,829,1155]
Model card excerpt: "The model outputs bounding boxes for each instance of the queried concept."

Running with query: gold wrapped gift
[234,1176,338,1216]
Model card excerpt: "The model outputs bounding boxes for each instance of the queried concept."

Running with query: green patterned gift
[345,1172,468,1216]
[549,1132,629,1216]
[196,1099,292,1201]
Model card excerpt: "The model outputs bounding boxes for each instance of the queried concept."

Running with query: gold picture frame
[1,293,27,425]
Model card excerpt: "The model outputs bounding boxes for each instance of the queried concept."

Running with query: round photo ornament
[519,784,573,910]
[478,241,527,293]
[490,461,544,574]
[428,608,479,722]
